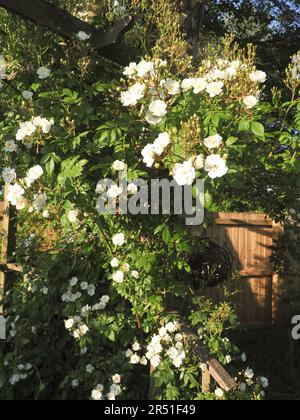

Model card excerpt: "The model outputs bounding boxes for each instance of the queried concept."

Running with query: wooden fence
[195,212,288,327]
[0,196,298,326]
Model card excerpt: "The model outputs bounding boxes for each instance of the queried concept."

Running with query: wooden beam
[0,0,132,51]
[182,324,237,392]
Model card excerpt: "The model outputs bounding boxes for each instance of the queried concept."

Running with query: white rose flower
[145,111,163,125]
[132,341,141,351]
[239,382,247,392]
[250,70,267,83]
[225,355,232,364]
[80,281,88,290]
[22,90,33,100]
[76,31,91,41]
[112,270,124,284]
[206,81,224,97]
[193,78,207,94]
[140,356,148,366]
[162,79,180,96]
[225,67,237,78]
[112,233,125,247]
[37,67,51,79]
[2,167,16,184]
[16,121,36,141]
[112,374,121,384]
[165,322,176,333]
[204,154,228,179]
[70,277,78,287]
[130,354,140,364]
[72,379,79,388]
[87,284,96,296]
[215,388,224,398]
[204,134,223,149]
[91,389,102,400]
[4,140,17,153]
[112,160,126,171]
[101,295,110,304]
[148,100,167,117]
[136,60,154,78]
[68,210,78,223]
[153,132,171,156]
[127,183,138,195]
[86,364,94,374]
[244,367,254,380]
[110,258,120,268]
[194,155,204,170]
[7,183,25,207]
[181,78,196,93]
[95,180,106,195]
[260,377,269,389]
[65,318,74,330]
[25,165,43,187]
[121,83,145,106]
[123,62,137,78]
[125,349,133,358]
[243,95,258,108]
[79,324,89,336]
[107,185,123,199]
[173,161,196,186]
[142,144,156,167]
[131,270,139,279]
[150,355,161,368]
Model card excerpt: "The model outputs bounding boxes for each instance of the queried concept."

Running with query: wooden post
[272,221,284,323]
[0,184,17,313]
[202,368,211,393]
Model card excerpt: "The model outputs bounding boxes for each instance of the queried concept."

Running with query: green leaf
[251,121,265,138]
[162,227,172,245]
[226,136,238,146]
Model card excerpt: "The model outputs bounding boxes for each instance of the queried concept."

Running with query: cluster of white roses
[91,374,123,401]
[237,367,269,397]
[9,363,33,386]
[144,321,186,369]
[16,116,54,147]
[121,58,266,125]
[291,52,300,82]
[121,58,267,185]
[125,341,148,366]
[141,131,228,185]
[110,256,139,285]
[61,276,96,303]
[109,231,140,284]
[3,165,45,211]
[141,132,171,168]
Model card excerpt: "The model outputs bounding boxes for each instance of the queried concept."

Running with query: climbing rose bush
[0,31,299,400]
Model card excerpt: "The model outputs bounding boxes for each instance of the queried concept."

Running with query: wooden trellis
[0,185,20,312]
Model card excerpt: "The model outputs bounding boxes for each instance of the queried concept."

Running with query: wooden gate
[202,213,283,327]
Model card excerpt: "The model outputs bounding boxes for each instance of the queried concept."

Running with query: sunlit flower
[249,70,267,84]
[112,233,125,247]
[243,95,258,109]
[148,100,167,118]
[162,79,180,96]
[204,134,223,149]
[206,81,224,97]
[173,161,196,186]
[204,155,228,179]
